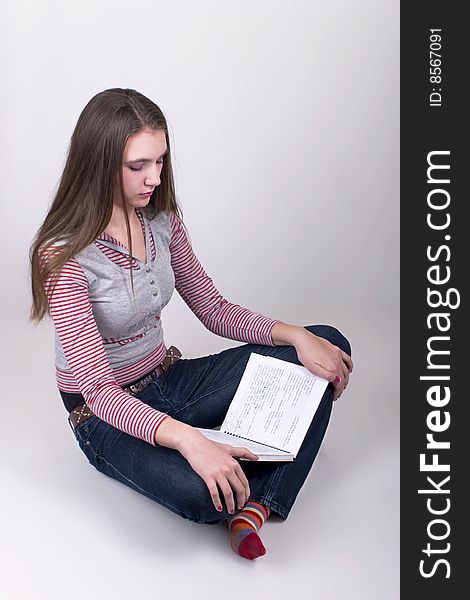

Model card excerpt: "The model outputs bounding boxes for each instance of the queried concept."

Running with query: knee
[304,324,352,356]
[181,476,228,525]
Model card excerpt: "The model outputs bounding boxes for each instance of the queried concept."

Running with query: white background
[1,1,399,598]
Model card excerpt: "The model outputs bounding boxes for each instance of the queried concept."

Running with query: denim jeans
[71,324,351,524]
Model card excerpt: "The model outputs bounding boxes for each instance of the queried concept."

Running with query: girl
[29,88,353,560]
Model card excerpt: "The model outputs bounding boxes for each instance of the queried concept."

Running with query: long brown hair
[29,88,184,324]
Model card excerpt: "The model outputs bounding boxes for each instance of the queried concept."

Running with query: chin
[132,197,150,207]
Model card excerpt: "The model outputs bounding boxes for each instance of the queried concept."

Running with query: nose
[145,174,160,187]
[145,164,162,188]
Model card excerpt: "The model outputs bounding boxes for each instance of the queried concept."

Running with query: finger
[332,377,345,401]
[311,362,341,383]
[230,445,259,462]
[227,471,249,511]
[234,462,251,506]
[333,386,343,401]
[341,351,353,372]
[207,480,223,512]
[218,478,236,514]
[337,376,348,400]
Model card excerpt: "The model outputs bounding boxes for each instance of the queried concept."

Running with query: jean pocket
[137,376,175,414]
[73,414,100,443]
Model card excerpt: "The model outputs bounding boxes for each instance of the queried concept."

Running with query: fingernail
[217,505,222,512]
[334,376,341,384]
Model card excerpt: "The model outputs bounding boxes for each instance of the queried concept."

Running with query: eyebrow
[125,148,168,164]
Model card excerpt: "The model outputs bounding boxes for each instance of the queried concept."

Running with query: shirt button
[145,267,151,273]
[153,291,158,296]
[150,280,155,285]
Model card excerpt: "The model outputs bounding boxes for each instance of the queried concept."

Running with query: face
[114,128,168,211]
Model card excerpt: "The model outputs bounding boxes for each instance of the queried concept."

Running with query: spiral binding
[222,430,290,454]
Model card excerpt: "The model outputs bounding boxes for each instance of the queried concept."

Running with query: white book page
[196,428,293,461]
[220,353,329,455]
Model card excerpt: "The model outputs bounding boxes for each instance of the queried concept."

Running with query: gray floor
[1,312,399,600]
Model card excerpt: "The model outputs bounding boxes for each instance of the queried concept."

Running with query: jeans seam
[254,496,289,520]
[172,346,295,419]
[73,416,101,442]
[81,441,199,520]
[260,463,284,505]
[172,376,241,419]
[144,378,175,411]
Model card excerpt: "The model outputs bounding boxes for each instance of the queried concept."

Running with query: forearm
[188,295,278,346]
[154,416,202,453]
[270,321,309,346]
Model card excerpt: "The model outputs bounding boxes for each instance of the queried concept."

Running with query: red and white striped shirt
[44,208,279,446]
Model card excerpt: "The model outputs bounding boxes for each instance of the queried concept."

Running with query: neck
[106,204,140,232]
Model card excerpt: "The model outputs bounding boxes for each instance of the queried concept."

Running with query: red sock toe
[238,531,267,560]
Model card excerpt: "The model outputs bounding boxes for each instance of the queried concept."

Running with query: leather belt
[68,345,182,432]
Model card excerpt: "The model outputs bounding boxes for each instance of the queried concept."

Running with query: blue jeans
[72,324,351,524]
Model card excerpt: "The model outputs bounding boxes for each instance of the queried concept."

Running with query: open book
[196,352,329,461]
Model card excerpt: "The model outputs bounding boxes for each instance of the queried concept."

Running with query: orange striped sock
[227,501,271,559]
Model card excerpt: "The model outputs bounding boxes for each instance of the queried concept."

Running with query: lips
[139,191,154,196]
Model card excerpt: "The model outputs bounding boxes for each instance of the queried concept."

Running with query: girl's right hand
[178,429,259,514]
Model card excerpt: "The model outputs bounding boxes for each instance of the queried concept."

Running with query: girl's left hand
[293,330,353,401]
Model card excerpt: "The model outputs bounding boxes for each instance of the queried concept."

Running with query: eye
[128,165,142,172]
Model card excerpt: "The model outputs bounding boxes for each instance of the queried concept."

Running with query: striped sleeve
[168,213,280,346]
[43,254,170,446]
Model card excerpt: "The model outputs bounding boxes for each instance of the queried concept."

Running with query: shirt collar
[96,208,145,243]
